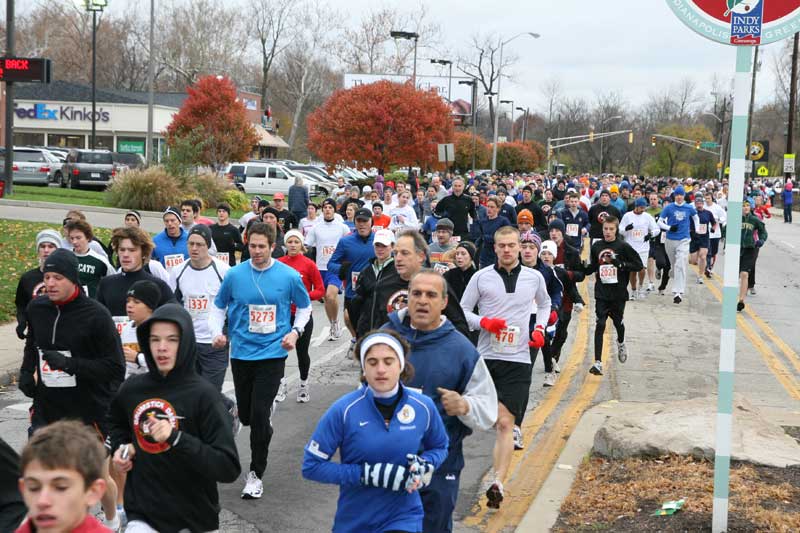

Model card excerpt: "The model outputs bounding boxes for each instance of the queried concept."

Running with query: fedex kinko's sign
[666,0,800,46]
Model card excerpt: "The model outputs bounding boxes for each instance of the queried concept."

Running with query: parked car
[286,164,336,183]
[223,161,329,197]
[112,152,146,172]
[291,169,335,197]
[9,147,60,186]
[56,149,115,189]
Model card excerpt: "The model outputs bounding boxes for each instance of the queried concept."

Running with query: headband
[359,332,405,372]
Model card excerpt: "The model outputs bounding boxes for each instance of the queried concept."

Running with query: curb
[0,366,17,389]
[0,199,165,218]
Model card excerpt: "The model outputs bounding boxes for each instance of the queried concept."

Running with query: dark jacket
[288,184,310,215]
[515,201,547,231]
[435,193,476,238]
[14,268,45,338]
[96,268,176,317]
[587,203,622,239]
[107,304,241,533]
[584,238,644,301]
[21,291,125,426]
[210,223,243,266]
[443,264,476,302]
[0,437,26,533]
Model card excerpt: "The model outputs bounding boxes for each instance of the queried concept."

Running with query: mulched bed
[553,454,800,532]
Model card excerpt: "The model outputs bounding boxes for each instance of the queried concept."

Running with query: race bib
[632,229,645,240]
[350,271,360,288]
[599,264,618,284]
[449,235,461,244]
[696,224,707,235]
[186,294,210,315]
[566,223,579,237]
[490,326,521,353]
[433,262,453,274]
[248,304,276,334]
[216,252,230,264]
[164,254,185,269]
[39,349,76,388]
[113,316,130,336]
[321,245,336,260]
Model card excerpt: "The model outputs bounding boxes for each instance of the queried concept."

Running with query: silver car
[12,147,58,186]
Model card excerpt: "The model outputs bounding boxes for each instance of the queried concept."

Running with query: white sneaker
[589,361,603,375]
[347,339,356,361]
[647,282,654,292]
[102,513,120,532]
[275,377,287,403]
[329,321,342,340]
[297,383,310,403]
[639,288,648,299]
[617,341,628,363]
[696,277,704,284]
[629,291,637,301]
[241,471,263,499]
[553,360,561,374]
[513,425,524,450]
[749,287,756,296]
[543,372,556,387]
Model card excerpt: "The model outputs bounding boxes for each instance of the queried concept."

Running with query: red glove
[529,326,545,348]
[479,317,507,335]
[548,310,558,326]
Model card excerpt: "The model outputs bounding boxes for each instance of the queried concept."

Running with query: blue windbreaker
[327,231,376,299]
[152,228,189,267]
[659,202,697,241]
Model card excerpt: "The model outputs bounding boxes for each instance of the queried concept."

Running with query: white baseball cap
[539,240,558,258]
[373,229,395,247]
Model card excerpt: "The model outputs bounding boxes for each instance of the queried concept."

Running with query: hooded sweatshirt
[107,304,241,533]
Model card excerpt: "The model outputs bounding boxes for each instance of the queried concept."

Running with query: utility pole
[4,0,15,196]
[787,33,799,180]
[146,0,155,165]
[745,45,759,176]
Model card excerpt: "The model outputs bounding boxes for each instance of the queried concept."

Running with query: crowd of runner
[4,169,789,533]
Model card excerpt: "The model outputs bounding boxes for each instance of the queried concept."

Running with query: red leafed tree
[453,131,490,172]
[306,80,454,172]
[496,141,543,174]
[165,75,259,167]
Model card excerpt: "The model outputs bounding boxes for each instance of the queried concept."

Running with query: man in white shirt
[305,198,351,340]
[704,191,727,275]
[620,198,660,299]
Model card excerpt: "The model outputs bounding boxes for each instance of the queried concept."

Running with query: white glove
[573,303,584,314]
[406,454,434,488]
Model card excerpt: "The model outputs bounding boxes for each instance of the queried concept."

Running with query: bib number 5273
[249,304,276,334]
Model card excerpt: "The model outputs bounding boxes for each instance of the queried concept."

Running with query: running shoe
[543,372,556,387]
[116,506,127,529]
[513,425,524,450]
[347,338,357,361]
[241,471,263,499]
[617,342,628,363]
[749,287,756,296]
[704,268,713,279]
[658,289,665,296]
[737,301,745,312]
[486,481,504,509]
[103,513,120,532]
[329,321,342,340]
[589,361,603,376]
[673,294,682,304]
[297,383,310,403]
[553,360,561,374]
[696,277,704,284]
[647,282,655,292]
[275,377,287,403]
[629,291,637,301]
[638,288,648,299]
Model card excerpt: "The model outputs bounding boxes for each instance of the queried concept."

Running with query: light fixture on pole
[599,114,621,174]
[703,110,726,181]
[83,0,107,150]
[459,79,478,171]
[500,99,514,141]
[390,30,420,87]
[491,31,540,172]
[516,106,529,142]
[430,58,453,102]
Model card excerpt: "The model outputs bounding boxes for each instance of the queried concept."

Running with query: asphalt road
[1,203,799,532]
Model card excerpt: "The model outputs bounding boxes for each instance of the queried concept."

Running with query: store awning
[254,124,290,149]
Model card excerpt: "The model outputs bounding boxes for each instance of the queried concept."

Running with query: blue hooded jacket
[327,231,376,299]
[152,227,189,267]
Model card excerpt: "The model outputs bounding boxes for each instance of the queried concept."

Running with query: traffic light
[589,129,594,143]
[628,132,634,144]
[650,136,656,147]
[548,148,554,158]
[695,139,701,150]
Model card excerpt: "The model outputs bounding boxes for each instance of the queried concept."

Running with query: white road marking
[781,240,796,249]
[7,402,32,412]
[312,326,330,347]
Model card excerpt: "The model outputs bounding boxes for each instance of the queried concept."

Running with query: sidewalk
[0,199,167,232]
[0,322,24,387]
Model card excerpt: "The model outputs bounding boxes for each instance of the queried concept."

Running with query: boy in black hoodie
[109,304,240,533]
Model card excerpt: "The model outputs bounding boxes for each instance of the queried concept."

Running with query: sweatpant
[594,299,626,362]
[748,247,760,289]
[231,357,285,478]
[291,314,314,381]
[664,238,690,295]
[784,204,793,223]
[550,310,573,361]
[421,470,461,533]
[196,343,234,411]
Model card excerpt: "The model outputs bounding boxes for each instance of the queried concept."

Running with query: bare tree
[250,0,299,107]
[457,33,518,128]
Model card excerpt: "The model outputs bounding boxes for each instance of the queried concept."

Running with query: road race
[0,1,799,533]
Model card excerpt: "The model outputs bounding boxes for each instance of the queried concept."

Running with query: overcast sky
[19,0,787,114]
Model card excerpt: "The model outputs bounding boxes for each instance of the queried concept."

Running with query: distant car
[287,164,336,183]
[222,161,327,197]
[57,149,115,189]
[10,147,59,186]
[112,152,146,171]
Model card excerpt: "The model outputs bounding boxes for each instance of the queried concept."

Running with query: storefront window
[117,137,146,156]
[13,132,45,146]
[94,136,114,150]
[47,134,85,149]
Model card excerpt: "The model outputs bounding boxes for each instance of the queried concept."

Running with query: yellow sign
[724,166,730,175]
[756,166,769,177]
[716,162,723,169]
[749,141,767,161]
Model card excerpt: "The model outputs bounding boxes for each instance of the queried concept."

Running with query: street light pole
[4,0,15,196]
[704,110,725,181]
[599,114,622,174]
[459,78,478,171]
[491,31,540,172]
[431,59,453,101]
[84,0,107,150]
[501,100,514,141]
[517,107,529,142]
[146,0,155,165]
[391,31,420,88]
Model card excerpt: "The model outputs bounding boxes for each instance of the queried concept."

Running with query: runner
[64,219,114,298]
[657,186,698,304]
[460,226,551,509]
[277,229,324,403]
[15,229,60,340]
[208,222,312,499]
[385,270,497,532]
[515,186,547,233]
[351,229,397,339]
[428,218,457,273]
[645,191,663,292]
[582,216,644,376]
[747,195,769,296]
[152,207,189,270]
[704,192,727,275]
[619,198,660,299]
[272,192,297,232]
[372,202,392,230]
[299,202,320,236]
[59,209,110,259]
[688,195,717,285]
[587,190,622,246]
[18,249,125,531]
[557,191,590,251]
[389,190,420,232]
[109,304,240,533]
[210,202,243,267]
[239,196,262,232]
[476,197,511,268]
[302,330,449,533]
[737,201,767,312]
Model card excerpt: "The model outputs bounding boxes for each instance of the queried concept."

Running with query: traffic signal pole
[3,0,15,197]
[547,129,632,174]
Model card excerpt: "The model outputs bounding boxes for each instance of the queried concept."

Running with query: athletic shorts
[321,270,343,291]
[689,239,709,253]
[595,298,626,322]
[739,248,756,273]
[637,250,648,266]
[484,359,532,422]
[709,238,720,257]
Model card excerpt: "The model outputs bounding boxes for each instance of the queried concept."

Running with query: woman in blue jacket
[302,330,449,533]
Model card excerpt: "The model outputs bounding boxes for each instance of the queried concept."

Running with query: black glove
[42,350,72,373]
[611,254,623,268]
[362,462,412,491]
[644,233,651,242]
[669,224,679,232]
[18,371,36,397]
[338,260,352,282]
[625,223,634,231]
[15,322,26,340]
[755,239,764,248]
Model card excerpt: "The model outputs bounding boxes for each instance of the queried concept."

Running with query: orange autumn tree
[306,80,454,172]
[453,131,490,172]
[165,75,259,168]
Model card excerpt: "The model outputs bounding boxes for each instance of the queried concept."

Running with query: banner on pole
[785,154,796,174]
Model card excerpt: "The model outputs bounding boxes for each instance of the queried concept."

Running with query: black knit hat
[127,280,161,310]
[188,224,212,247]
[42,249,80,286]
[456,241,477,262]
